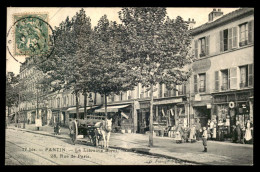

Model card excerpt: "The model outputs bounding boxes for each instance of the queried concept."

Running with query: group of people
[232,120,253,144]
[171,118,253,152]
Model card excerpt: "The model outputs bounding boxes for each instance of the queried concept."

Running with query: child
[202,127,208,152]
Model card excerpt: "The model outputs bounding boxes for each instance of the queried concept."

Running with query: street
[5,128,194,165]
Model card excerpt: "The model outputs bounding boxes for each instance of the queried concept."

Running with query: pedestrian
[231,125,236,143]
[195,119,201,141]
[210,120,214,139]
[244,120,253,144]
[189,125,196,143]
[202,127,208,152]
[235,121,242,143]
[175,125,183,144]
[212,123,217,140]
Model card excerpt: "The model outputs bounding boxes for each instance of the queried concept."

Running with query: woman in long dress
[244,120,252,143]
[189,125,196,143]
[212,124,217,140]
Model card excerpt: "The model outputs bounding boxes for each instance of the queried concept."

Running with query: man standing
[202,127,208,152]
[236,121,242,143]
[195,119,201,141]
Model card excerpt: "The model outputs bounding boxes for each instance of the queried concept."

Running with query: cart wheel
[71,120,78,144]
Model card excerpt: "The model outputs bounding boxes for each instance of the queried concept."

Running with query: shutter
[220,30,224,52]
[248,64,253,87]
[195,40,198,58]
[229,67,237,89]
[232,27,238,48]
[248,20,254,44]
[215,71,219,92]
[228,28,233,50]
[194,75,198,93]
[205,35,210,55]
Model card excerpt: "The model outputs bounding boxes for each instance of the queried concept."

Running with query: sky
[6,7,239,75]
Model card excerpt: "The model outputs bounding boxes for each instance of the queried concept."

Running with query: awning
[67,106,97,113]
[95,104,130,113]
[153,98,183,105]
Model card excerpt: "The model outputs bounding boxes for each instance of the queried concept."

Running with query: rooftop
[190,8,254,35]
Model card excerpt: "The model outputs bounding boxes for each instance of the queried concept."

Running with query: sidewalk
[6,123,253,165]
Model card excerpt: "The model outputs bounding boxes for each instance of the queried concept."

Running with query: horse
[94,118,112,149]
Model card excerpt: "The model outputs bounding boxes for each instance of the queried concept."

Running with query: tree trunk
[104,94,108,119]
[75,90,79,119]
[149,84,154,147]
[84,90,87,119]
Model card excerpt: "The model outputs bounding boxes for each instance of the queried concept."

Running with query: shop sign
[227,94,236,102]
[194,94,201,101]
[192,58,211,72]
[214,95,227,103]
[140,103,150,109]
[153,98,182,105]
[237,92,250,101]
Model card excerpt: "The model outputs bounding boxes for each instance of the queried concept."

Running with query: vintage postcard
[6,7,254,165]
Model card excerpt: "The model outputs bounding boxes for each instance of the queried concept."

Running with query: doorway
[194,106,211,127]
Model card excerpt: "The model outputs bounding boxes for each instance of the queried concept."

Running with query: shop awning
[95,104,130,113]
[67,106,97,113]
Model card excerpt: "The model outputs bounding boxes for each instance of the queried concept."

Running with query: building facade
[14,9,254,141]
[190,8,254,139]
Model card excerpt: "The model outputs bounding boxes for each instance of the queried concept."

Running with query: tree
[119,7,194,146]
[6,72,19,127]
[85,15,138,118]
[34,9,93,119]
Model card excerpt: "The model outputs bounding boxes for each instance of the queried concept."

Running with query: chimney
[208,8,223,22]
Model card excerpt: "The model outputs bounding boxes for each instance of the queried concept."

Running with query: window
[239,23,248,46]
[220,27,238,52]
[221,70,229,90]
[198,73,206,92]
[240,65,248,88]
[223,29,228,51]
[178,85,184,95]
[200,37,206,57]
[159,84,163,98]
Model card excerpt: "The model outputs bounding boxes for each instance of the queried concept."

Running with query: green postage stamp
[13,13,49,56]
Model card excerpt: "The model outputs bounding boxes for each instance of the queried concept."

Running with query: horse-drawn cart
[69,119,103,146]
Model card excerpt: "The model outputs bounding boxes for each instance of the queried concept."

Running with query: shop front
[191,94,212,128]
[94,104,133,133]
[212,89,253,141]
[137,96,188,137]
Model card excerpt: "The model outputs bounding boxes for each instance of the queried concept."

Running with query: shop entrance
[194,106,211,127]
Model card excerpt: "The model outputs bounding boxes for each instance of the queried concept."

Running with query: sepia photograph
[5,6,254,166]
